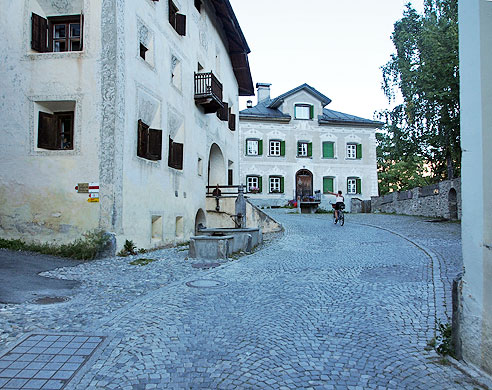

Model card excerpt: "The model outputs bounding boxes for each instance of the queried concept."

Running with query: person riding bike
[327,190,344,223]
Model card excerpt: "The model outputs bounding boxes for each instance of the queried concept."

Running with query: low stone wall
[370,178,461,220]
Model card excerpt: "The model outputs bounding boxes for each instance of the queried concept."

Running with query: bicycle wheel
[339,211,345,226]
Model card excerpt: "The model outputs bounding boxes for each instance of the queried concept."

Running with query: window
[137,120,162,161]
[197,157,203,176]
[322,142,335,158]
[347,143,362,159]
[246,176,262,193]
[37,111,74,150]
[171,56,182,89]
[151,216,163,241]
[347,178,362,194]
[294,104,314,120]
[269,176,284,193]
[269,140,285,157]
[217,102,228,121]
[168,0,186,36]
[168,136,183,169]
[246,139,262,156]
[31,13,83,53]
[297,141,312,157]
[323,177,334,194]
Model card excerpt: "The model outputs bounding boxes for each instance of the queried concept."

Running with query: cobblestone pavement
[0,211,481,389]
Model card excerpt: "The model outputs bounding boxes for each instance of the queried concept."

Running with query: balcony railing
[194,72,224,113]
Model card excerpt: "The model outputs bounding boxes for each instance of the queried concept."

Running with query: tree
[381,0,460,180]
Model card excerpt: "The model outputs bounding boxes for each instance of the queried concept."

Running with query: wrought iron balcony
[194,71,224,113]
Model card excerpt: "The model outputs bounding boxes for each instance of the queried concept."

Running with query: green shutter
[356,178,362,194]
[310,105,314,119]
[258,176,262,192]
[356,143,362,159]
[258,140,263,155]
[307,142,312,157]
[280,176,284,193]
[245,139,248,155]
[323,142,334,158]
[280,140,285,156]
[323,177,334,193]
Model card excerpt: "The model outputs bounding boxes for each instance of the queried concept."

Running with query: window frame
[323,176,335,194]
[246,176,261,193]
[346,143,357,159]
[322,141,335,159]
[37,110,74,151]
[347,177,361,195]
[269,176,283,193]
[269,140,281,157]
[294,103,314,120]
[297,141,311,157]
[246,139,259,156]
[48,15,82,53]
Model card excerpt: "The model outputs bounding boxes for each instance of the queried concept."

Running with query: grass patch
[315,207,332,214]
[0,230,110,260]
[129,258,158,266]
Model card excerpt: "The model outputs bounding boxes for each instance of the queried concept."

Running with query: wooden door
[296,170,313,200]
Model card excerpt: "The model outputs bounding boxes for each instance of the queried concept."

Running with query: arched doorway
[448,188,458,220]
[208,143,226,187]
[194,209,207,234]
[296,169,313,200]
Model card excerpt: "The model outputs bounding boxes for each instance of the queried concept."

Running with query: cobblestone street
[0,211,483,389]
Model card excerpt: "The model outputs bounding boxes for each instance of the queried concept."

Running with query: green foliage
[129,258,158,266]
[381,0,460,181]
[315,207,332,214]
[117,240,137,257]
[0,230,110,260]
[435,322,454,357]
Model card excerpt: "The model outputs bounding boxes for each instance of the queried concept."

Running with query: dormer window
[294,104,314,120]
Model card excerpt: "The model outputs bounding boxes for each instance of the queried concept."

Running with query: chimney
[256,83,271,103]
[246,100,253,108]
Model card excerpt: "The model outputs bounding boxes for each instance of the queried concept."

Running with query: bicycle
[330,202,345,226]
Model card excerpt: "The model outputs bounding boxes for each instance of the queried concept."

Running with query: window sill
[322,157,337,159]
[25,51,84,61]
[297,156,312,159]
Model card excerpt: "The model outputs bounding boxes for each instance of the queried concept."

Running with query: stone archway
[194,209,207,234]
[208,143,226,187]
[296,169,313,200]
[448,188,458,220]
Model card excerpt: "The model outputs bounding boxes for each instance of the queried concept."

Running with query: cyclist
[327,190,345,223]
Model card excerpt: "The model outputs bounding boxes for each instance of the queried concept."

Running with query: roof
[210,0,254,96]
[268,83,332,109]
[319,108,383,126]
[239,99,291,121]
[239,83,383,127]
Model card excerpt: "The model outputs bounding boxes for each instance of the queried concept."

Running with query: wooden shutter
[258,176,262,192]
[137,120,149,158]
[176,13,186,36]
[280,177,284,193]
[280,140,285,156]
[31,13,48,52]
[37,112,57,149]
[307,142,312,157]
[217,102,228,121]
[174,142,184,170]
[356,143,362,159]
[194,0,201,11]
[229,113,236,131]
[323,177,334,193]
[323,142,334,158]
[148,129,162,160]
[80,12,84,50]
[168,136,174,166]
[245,139,248,155]
[356,178,362,194]
[258,140,263,155]
[309,105,314,119]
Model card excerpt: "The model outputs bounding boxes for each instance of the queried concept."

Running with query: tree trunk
[446,149,454,180]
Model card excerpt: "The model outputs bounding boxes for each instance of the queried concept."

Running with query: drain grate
[185,279,227,288]
[32,296,69,305]
[191,263,221,270]
[0,333,104,389]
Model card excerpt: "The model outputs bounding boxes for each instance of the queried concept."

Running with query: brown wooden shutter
[137,120,149,158]
[168,136,174,167]
[229,113,236,131]
[80,12,84,50]
[174,142,183,170]
[217,102,228,121]
[176,13,186,36]
[31,13,48,52]
[37,112,57,149]
[148,129,162,161]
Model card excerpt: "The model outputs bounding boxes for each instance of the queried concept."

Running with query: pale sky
[230,0,425,120]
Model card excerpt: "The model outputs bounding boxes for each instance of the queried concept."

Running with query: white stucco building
[0,0,254,250]
[458,0,492,375]
[239,83,381,210]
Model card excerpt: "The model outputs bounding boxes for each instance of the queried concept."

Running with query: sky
[229,0,425,120]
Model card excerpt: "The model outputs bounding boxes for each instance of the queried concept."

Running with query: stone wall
[369,178,461,220]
